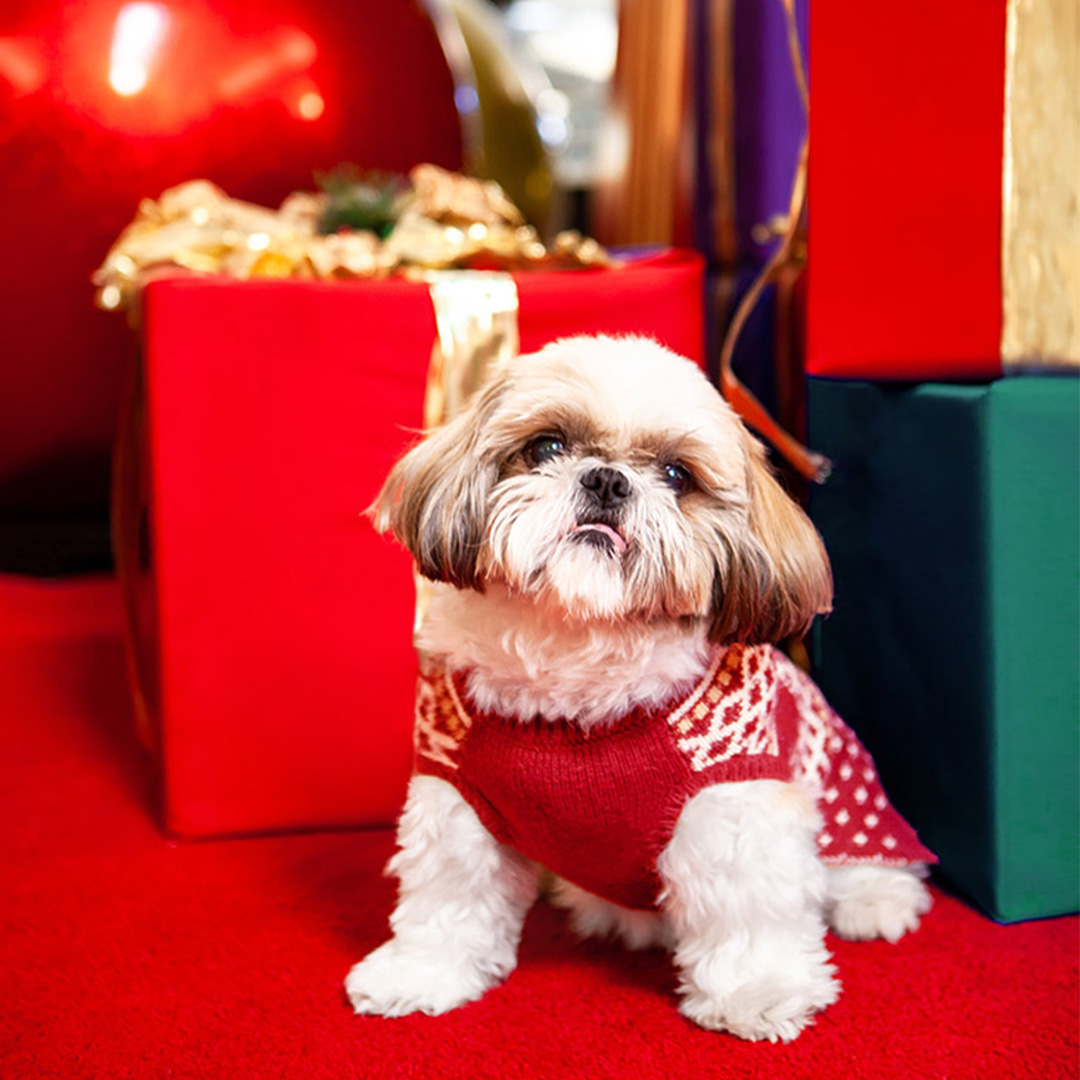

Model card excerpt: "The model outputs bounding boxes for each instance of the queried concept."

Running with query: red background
[0,0,463,511]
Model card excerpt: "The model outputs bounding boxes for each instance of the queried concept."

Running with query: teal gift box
[807,376,1080,922]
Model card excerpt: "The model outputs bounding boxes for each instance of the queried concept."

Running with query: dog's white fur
[345,336,931,1041]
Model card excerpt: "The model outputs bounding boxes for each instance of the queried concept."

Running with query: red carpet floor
[2,575,1077,1080]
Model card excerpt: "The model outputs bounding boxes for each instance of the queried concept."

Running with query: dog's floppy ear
[370,374,508,590]
[709,433,833,644]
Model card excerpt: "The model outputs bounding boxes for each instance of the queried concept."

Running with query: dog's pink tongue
[569,523,628,555]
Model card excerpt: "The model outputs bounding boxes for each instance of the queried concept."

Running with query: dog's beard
[480,471,717,622]
[541,536,630,620]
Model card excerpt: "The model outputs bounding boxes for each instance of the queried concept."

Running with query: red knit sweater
[413,644,936,911]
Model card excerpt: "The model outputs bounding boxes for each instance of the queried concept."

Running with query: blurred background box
[808,376,1080,922]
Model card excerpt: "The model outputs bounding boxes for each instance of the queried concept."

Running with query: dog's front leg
[346,775,538,1017]
[657,780,840,1042]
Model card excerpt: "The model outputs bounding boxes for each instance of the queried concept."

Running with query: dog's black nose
[580,466,631,507]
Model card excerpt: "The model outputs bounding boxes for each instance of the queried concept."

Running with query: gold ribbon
[413,272,520,633]
[1001,0,1080,370]
[422,271,520,429]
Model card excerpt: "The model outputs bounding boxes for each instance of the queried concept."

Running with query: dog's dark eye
[662,462,695,495]
[524,434,567,467]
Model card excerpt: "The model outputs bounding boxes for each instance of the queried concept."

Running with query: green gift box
[807,376,1080,922]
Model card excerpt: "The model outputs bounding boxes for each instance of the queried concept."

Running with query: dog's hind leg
[825,864,932,943]
[547,876,674,950]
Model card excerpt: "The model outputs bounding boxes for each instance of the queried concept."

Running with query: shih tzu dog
[346,335,933,1042]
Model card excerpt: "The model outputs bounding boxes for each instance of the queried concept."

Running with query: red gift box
[116,249,705,838]
[806,0,1008,380]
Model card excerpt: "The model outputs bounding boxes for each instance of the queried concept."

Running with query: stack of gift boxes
[804,0,1079,922]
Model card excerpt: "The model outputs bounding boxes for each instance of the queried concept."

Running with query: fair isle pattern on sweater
[413,644,936,910]
[667,645,781,768]
[414,658,472,771]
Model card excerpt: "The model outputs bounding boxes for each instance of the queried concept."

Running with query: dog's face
[373,335,832,643]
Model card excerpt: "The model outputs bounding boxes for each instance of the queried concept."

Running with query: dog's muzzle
[571,467,631,555]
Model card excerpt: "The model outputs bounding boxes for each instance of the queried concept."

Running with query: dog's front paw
[679,949,840,1042]
[345,939,497,1017]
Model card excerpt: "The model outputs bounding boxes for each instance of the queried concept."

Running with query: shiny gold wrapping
[1001,0,1080,369]
[423,271,519,429]
[93,166,609,312]
[414,271,520,633]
